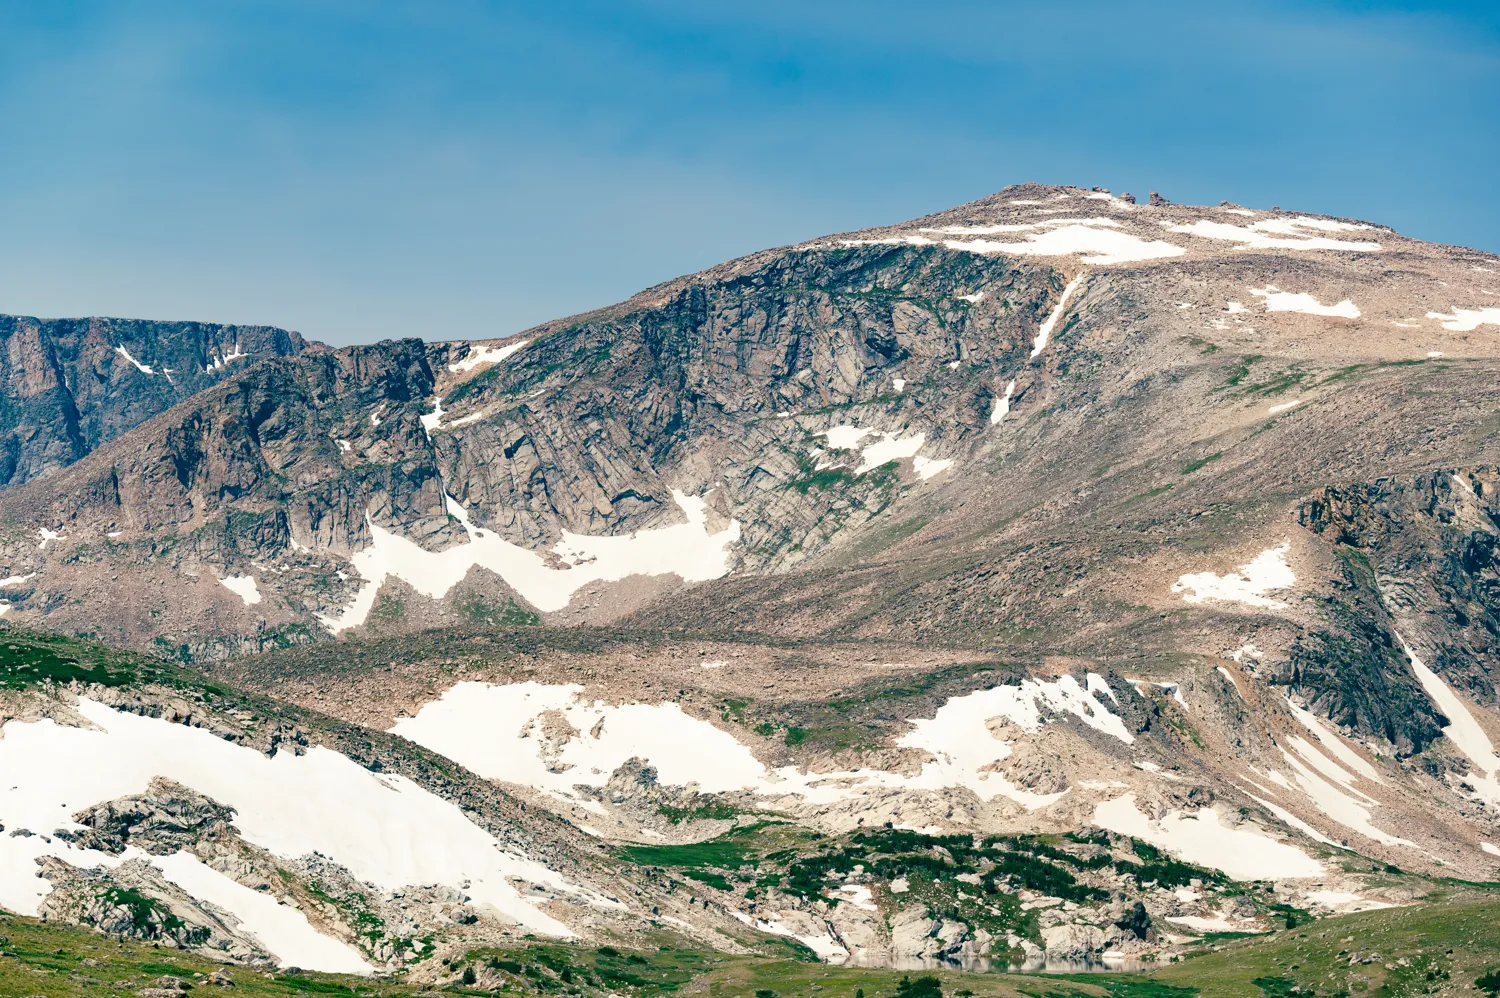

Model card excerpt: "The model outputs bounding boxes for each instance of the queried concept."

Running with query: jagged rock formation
[0,315,305,488]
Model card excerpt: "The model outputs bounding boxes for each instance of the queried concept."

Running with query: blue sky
[0,1,1495,345]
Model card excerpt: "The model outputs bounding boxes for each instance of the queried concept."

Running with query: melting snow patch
[1093,793,1324,880]
[1240,788,1337,847]
[1287,700,1381,783]
[1250,286,1360,318]
[0,700,597,937]
[1226,302,1249,314]
[1483,842,1500,857]
[911,456,953,480]
[1398,633,1500,807]
[815,426,936,475]
[317,491,740,629]
[892,378,906,392]
[0,573,35,588]
[420,397,446,436]
[395,675,1134,812]
[1168,218,1380,253]
[218,575,262,606]
[153,851,372,973]
[933,219,1183,266]
[114,345,155,375]
[958,292,985,303]
[36,529,64,550]
[990,380,1017,425]
[1172,544,1295,608]
[1426,307,1500,331]
[369,406,383,427]
[1268,400,1302,414]
[832,884,878,911]
[448,339,529,374]
[1031,272,1087,358]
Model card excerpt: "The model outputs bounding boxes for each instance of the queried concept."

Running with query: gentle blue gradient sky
[1,1,1495,345]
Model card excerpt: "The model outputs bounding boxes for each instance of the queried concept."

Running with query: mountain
[0,314,307,489]
[3,182,1500,984]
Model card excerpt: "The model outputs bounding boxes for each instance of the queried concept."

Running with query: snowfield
[1250,285,1361,318]
[0,698,604,960]
[316,490,741,630]
[394,675,1134,813]
[1172,543,1295,608]
[1093,793,1324,880]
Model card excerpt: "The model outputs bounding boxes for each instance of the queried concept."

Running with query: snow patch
[1397,633,1500,807]
[1093,793,1323,880]
[0,573,36,588]
[395,674,1133,812]
[1172,543,1295,608]
[957,292,985,303]
[448,339,529,374]
[317,491,740,629]
[218,575,262,606]
[153,851,372,973]
[1250,286,1360,318]
[1268,400,1302,414]
[990,380,1018,425]
[114,345,155,375]
[1031,272,1087,358]
[1168,218,1380,253]
[36,528,64,550]
[1426,307,1500,331]
[0,700,598,937]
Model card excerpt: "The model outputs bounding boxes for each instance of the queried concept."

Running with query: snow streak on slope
[1172,544,1295,608]
[316,491,741,630]
[114,345,155,375]
[0,699,597,939]
[393,676,1134,812]
[1030,272,1087,358]
[1397,633,1500,807]
[1093,793,1324,880]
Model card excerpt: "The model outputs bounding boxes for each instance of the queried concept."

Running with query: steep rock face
[0,315,306,488]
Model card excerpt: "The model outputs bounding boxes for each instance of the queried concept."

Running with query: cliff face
[0,315,307,488]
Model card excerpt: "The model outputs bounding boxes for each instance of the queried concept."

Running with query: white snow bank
[1093,793,1323,880]
[814,426,940,476]
[1031,272,1087,358]
[36,528,63,550]
[1165,913,1239,932]
[153,851,372,973]
[1250,286,1360,318]
[1272,749,1415,848]
[911,456,953,480]
[395,674,1134,812]
[1426,307,1500,331]
[832,884,878,911]
[1268,400,1302,415]
[317,491,740,630]
[837,217,1184,265]
[1397,633,1500,807]
[1239,788,1337,847]
[420,396,445,436]
[448,339,529,374]
[1287,701,1381,783]
[958,292,985,303]
[1172,544,1295,609]
[1301,889,1392,914]
[114,345,155,375]
[218,575,262,606]
[0,573,35,588]
[0,699,594,937]
[990,379,1017,425]
[1167,218,1380,253]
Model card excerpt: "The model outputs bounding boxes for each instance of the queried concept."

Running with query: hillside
[2,182,1500,983]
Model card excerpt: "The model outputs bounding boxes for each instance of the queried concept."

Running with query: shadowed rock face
[0,314,307,488]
